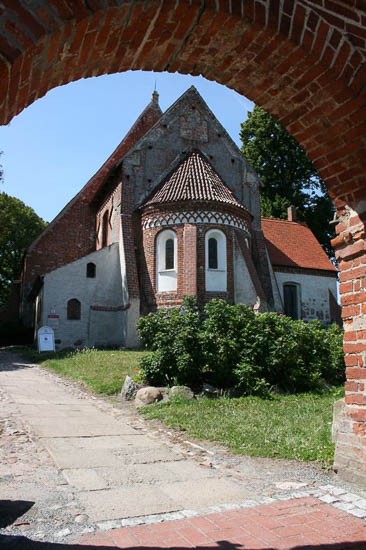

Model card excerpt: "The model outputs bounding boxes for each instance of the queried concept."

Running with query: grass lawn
[141,386,345,467]
[16,347,150,394]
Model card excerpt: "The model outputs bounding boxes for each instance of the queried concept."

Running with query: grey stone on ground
[169,386,194,400]
[120,375,139,401]
[135,386,164,407]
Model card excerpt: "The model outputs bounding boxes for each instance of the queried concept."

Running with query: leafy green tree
[240,106,334,256]
[0,193,47,305]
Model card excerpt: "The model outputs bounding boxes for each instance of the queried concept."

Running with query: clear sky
[0,71,253,223]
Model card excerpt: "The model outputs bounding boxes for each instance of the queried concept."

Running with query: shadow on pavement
[0,501,35,529]
[0,353,35,371]
[1,534,366,549]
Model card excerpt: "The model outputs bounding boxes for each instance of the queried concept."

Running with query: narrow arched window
[208,238,218,269]
[205,229,227,292]
[165,239,174,270]
[156,230,177,292]
[102,210,109,248]
[86,262,96,278]
[67,299,81,320]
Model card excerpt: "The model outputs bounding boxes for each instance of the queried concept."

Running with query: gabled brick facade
[27,87,338,342]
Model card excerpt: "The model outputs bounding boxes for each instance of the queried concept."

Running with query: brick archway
[1,0,366,483]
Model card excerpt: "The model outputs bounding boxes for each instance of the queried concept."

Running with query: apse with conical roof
[143,150,246,210]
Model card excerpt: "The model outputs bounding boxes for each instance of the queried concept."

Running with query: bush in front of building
[137,296,204,388]
[137,298,345,395]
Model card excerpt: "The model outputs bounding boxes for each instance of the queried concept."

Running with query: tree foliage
[240,106,334,256]
[0,193,47,305]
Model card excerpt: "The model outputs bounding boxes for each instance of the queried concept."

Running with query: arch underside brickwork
[1,0,366,483]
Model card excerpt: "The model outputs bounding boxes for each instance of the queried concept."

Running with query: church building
[21,87,339,349]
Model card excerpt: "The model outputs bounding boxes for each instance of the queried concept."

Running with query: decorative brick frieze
[142,209,250,233]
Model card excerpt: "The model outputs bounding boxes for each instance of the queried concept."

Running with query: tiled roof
[261,218,337,272]
[143,150,244,209]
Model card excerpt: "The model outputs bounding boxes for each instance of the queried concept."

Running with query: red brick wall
[1,1,365,212]
[139,219,236,312]
[96,184,122,249]
[332,217,366,483]
[2,0,366,482]
[140,201,250,311]
[183,224,197,296]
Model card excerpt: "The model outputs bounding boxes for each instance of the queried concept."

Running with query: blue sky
[0,71,253,222]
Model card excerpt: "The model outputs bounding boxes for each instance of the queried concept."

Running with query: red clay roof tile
[143,150,244,209]
[261,217,336,272]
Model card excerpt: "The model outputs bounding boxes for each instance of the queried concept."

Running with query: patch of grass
[15,347,150,394]
[141,386,345,466]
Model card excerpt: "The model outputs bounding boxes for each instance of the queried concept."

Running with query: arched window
[283,283,300,320]
[67,299,81,320]
[156,230,177,292]
[102,210,109,248]
[205,229,227,292]
[208,237,218,269]
[86,262,96,278]
[165,238,174,270]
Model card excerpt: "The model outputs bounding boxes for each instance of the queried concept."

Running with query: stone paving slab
[112,446,184,464]
[97,461,218,487]
[160,478,251,508]
[78,496,366,548]
[62,468,108,490]
[78,486,181,521]
[46,445,123,469]
[29,418,136,438]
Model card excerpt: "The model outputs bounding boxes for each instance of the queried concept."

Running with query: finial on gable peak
[152,89,159,104]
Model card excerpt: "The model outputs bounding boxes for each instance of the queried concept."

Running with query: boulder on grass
[169,386,194,401]
[135,387,164,407]
[120,376,139,401]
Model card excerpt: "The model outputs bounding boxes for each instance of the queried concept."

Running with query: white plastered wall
[233,245,258,306]
[274,270,338,324]
[41,243,128,349]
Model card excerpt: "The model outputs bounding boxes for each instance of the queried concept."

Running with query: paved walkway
[1,350,366,548]
[79,496,366,548]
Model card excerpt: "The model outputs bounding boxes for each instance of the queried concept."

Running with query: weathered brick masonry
[1,1,366,482]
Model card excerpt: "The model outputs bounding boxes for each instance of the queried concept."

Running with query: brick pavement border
[78,496,366,548]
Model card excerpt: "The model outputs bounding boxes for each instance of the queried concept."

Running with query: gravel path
[0,348,365,547]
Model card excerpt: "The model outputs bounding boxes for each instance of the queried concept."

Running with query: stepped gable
[261,218,336,272]
[143,150,245,210]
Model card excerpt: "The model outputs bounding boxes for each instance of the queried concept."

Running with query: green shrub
[200,300,257,388]
[242,314,326,392]
[137,296,204,388]
[322,323,346,385]
[137,298,345,395]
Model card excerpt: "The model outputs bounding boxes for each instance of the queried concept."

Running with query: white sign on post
[38,326,55,353]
